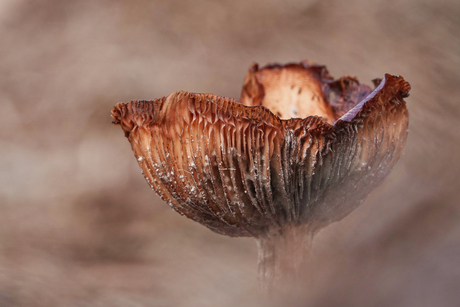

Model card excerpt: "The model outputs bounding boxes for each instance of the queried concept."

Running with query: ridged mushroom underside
[112,64,409,238]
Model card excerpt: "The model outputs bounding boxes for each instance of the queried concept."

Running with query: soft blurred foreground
[1,0,459,306]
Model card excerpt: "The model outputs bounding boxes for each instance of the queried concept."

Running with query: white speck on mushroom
[290,105,299,117]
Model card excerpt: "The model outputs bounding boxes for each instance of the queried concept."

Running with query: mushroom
[111,60,410,290]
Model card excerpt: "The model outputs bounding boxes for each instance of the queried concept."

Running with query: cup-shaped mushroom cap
[112,62,410,238]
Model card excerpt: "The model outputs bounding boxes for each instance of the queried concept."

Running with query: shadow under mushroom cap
[112,61,410,238]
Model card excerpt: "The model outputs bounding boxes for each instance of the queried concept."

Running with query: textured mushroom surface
[112,61,410,238]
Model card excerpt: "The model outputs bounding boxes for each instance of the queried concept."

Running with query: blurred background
[1,0,459,306]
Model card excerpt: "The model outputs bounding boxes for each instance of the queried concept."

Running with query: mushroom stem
[256,224,315,293]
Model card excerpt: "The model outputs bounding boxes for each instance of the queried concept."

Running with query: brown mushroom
[111,60,410,290]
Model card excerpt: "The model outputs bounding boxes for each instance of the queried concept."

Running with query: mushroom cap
[112,61,410,238]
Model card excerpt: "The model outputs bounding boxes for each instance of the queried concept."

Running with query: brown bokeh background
[1,0,459,306]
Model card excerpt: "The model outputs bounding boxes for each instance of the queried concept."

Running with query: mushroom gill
[111,60,410,289]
